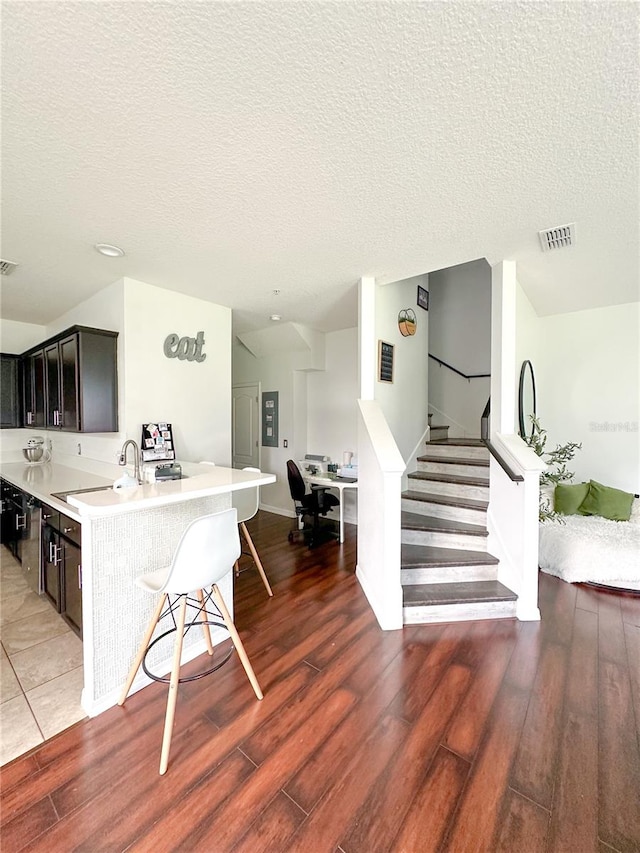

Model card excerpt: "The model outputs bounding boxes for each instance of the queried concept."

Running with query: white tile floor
[0,548,86,765]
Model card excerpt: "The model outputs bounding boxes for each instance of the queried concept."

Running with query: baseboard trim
[82,634,219,718]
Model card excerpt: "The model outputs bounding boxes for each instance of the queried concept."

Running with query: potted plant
[525,416,582,522]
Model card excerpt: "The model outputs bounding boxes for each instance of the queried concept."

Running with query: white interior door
[232,382,260,469]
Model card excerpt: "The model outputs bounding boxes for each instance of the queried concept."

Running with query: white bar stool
[118,508,262,775]
[233,466,273,597]
[200,461,273,597]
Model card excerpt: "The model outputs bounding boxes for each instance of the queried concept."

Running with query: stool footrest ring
[142,619,233,684]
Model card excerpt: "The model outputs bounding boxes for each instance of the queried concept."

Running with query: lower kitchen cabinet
[41,504,83,638]
[42,519,62,611]
[62,538,82,635]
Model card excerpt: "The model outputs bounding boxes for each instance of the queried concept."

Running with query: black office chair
[286,460,340,548]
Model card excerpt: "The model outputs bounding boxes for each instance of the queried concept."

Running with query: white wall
[123,278,232,465]
[232,325,360,521]
[0,319,47,353]
[536,301,640,494]
[307,327,359,521]
[375,273,429,463]
[428,259,491,436]
[1,278,233,469]
[428,258,491,373]
[232,341,303,513]
[514,281,541,434]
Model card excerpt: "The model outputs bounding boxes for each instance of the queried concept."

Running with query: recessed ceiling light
[94,243,125,257]
[270,314,282,321]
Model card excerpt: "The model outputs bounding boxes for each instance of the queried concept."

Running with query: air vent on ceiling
[538,223,575,252]
[0,259,19,276]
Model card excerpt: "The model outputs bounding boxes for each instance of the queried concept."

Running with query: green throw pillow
[554,482,590,515]
[579,480,634,522]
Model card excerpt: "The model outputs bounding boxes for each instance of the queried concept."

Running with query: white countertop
[0,461,276,519]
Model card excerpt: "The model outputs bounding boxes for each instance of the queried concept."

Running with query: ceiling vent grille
[538,223,575,252]
[0,259,18,276]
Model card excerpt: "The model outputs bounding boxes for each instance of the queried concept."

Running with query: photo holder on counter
[141,422,176,461]
[378,341,394,383]
[262,391,279,447]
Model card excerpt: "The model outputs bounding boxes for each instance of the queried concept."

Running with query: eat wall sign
[163,331,206,362]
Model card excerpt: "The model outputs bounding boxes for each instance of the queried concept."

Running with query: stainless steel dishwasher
[21,496,42,594]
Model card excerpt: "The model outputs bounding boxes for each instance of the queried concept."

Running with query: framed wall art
[417,285,429,311]
[378,341,394,383]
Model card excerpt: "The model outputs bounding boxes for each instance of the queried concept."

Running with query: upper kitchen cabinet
[0,354,22,428]
[23,349,46,427]
[24,326,118,433]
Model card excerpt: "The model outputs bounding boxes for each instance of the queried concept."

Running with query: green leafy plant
[525,416,582,523]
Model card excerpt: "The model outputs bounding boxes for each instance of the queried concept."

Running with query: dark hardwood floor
[1,510,639,852]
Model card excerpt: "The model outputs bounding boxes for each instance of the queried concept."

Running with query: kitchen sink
[50,485,114,503]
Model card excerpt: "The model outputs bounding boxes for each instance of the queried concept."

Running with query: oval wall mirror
[518,360,537,439]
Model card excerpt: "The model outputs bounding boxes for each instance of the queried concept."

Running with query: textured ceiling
[1,1,638,334]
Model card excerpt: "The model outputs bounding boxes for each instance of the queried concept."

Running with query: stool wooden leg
[159,595,188,775]
[240,521,273,597]
[196,588,214,655]
[210,584,263,701]
[118,593,167,706]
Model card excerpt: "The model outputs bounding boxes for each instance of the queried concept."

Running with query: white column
[490,260,517,437]
[358,276,376,401]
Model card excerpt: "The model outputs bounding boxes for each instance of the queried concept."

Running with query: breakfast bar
[0,462,276,717]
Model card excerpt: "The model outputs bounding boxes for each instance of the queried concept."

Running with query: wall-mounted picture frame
[417,285,429,311]
[378,340,394,383]
[261,391,279,447]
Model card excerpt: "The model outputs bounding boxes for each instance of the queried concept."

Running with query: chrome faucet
[119,439,141,484]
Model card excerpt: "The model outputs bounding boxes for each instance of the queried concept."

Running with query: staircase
[401,437,517,624]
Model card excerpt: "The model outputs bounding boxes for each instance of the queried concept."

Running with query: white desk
[304,474,358,543]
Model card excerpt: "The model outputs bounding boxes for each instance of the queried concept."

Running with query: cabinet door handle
[52,544,62,566]
[63,526,74,534]
[16,514,27,530]
[49,541,54,562]
[78,565,82,589]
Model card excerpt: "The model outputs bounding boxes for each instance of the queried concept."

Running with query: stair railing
[429,353,491,381]
[480,397,490,440]
[480,397,524,482]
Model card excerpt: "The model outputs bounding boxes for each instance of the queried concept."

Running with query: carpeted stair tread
[401,544,499,568]
[402,490,489,510]
[403,580,517,607]
[417,454,489,467]
[408,471,489,487]
[401,512,489,536]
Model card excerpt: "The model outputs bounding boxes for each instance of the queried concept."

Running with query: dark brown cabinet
[62,537,82,636]
[0,354,22,428]
[45,335,80,430]
[24,326,118,433]
[41,510,61,610]
[41,504,82,637]
[22,349,46,428]
[1,479,22,556]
